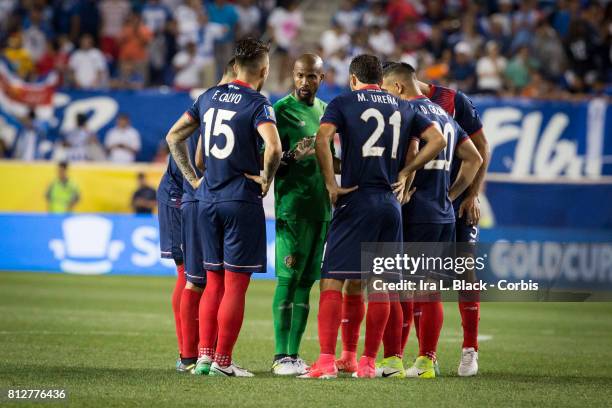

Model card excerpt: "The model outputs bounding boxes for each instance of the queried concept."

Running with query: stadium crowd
[0,0,609,97]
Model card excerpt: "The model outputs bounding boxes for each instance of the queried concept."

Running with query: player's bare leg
[337,279,363,373]
[298,278,343,378]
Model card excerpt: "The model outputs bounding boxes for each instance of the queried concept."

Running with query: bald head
[293,53,325,104]
[294,53,324,72]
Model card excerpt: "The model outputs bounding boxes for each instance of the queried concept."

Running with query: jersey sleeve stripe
[185,111,196,121]
[418,123,435,138]
[468,127,484,138]
[256,120,276,127]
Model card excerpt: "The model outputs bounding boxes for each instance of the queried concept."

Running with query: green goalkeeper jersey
[273,93,332,221]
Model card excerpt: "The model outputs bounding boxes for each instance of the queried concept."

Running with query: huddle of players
[158,36,488,378]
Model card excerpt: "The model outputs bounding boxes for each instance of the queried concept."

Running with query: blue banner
[1,90,609,177]
[1,214,611,289]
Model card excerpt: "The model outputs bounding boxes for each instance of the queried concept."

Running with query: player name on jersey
[357,92,398,105]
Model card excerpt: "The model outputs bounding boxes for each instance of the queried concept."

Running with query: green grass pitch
[1,272,612,407]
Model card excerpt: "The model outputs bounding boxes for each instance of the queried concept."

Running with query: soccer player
[271,54,337,376]
[378,62,482,378]
[156,137,186,371]
[417,72,489,378]
[177,59,238,373]
[166,38,282,377]
[299,54,446,379]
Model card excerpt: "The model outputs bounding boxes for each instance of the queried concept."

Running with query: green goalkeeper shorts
[275,219,329,280]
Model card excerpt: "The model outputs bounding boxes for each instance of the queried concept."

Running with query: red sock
[399,300,413,354]
[418,296,444,360]
[363,294,390,358]
[198,270,224,357]
[318,290,343,355]
[341,294,365,354]
[172,264,186,355]
[382,297,402,358]
[180,286,202,358]
[459,290,480,350]
[214,271,251,367]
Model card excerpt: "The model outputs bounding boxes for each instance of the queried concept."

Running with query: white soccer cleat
[272,357,298,376]
[209,361,255,377]
[293,357,310,375]
[458,347,478,377]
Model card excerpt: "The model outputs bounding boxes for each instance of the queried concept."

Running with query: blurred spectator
[149,18,178,86]
[62,112,104,161]
[207,0,238,82]
[320,21,350,58]
[395,17,427,53]
[68,34,108,89]
[174,0,205,47]
[425,24,449,61]
[449,42,476,93]
[476,41,507,94]
[72,0,101,43]
[333,0,361,35]
[235,0,261,39]
[104,113,142,163]
[327,48,351,87]
[46,161,80,214]
[449,16,484,56]
[22,8,51,63]
[142,0,171,35]
[173,41,205,90]
[483,13,511,55]
[362,2,388,28]
[197,14,226,88]
[267,0,303,87]
[3,32,34,79]
[532,22,567,80]
[13,109,47,161]
[131,172,156,214]
[505,46,537,93]
[118,13,153,86]
[564,19,600,87]
[368,24,395,58]
[99,0,131,62]
[386,0,420,31]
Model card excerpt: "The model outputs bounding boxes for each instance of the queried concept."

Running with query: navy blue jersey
[186,80,276,204]
[181,132,203,204]
[320,86,433,191]
[157,154,183,208]
[427,84,483,211]
[403,96,468,224]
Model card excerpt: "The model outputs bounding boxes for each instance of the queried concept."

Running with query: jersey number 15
[202,108,236,159]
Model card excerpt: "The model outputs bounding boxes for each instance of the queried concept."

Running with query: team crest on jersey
[264,105,276,122]
[284,254,296,268]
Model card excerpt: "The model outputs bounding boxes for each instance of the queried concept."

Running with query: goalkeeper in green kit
[271,54,338,375]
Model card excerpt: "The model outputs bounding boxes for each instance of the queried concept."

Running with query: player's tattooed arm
[315,123,357,205]
[166,113,200,189]
[458,129,489,224]
[246,122,282,197]
[450,138,483,203]
[195,135,204,172]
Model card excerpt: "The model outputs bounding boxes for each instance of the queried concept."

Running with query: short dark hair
[58,161,68,170]
[224,57,236,77]
[382,62,416,80]
[349,54,383,85]
[234,38,269,73]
